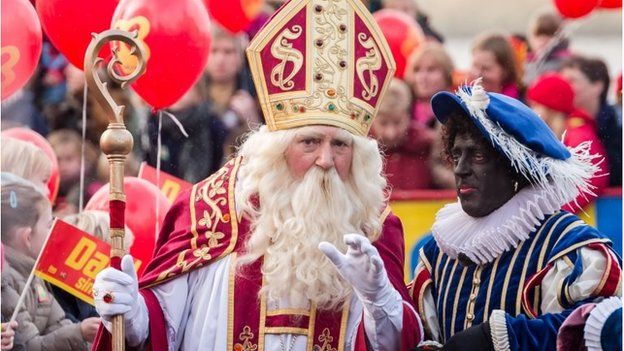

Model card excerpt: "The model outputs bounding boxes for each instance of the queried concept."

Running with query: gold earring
[514,181,519,193]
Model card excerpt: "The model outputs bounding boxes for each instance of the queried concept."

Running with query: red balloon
[85,177,170,276]
[205,0,264,34]
[1,0,42,100]
[36,0,117,70]
[599,0,622,8]
[373,9,424,79]
[112,0,212,109]
[554,0,600,18]
[2,128,60,204]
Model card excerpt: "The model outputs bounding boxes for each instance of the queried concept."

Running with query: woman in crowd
[405,43,457,188]
[469,32,522,99]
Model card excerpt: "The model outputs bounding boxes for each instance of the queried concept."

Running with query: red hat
[527,73,575,115]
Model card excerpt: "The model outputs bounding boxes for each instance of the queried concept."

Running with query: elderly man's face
[285,126,354,181]
[451,132,516,217]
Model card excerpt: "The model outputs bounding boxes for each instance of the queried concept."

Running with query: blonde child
[0,175,99,350]
[1,137,51,197]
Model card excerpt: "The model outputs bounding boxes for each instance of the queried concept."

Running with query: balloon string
[161,110,189,138]
[530,17,585,77]
[156,110,163,240]
[79,82,87,213]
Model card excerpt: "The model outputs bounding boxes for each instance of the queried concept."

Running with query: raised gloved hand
[93,255,148,346]
[318,234,394,309]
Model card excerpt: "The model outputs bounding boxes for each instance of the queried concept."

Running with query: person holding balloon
[91,0,424,350]
[523,11,571,86]
[144,81,228,184]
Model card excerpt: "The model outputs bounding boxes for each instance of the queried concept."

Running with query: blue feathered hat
[431,79,602,208]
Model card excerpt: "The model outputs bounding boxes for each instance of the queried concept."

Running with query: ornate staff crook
[84,30,147,351]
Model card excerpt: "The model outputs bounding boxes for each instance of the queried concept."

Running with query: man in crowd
[410,81,620,351]
[91,0,423,350]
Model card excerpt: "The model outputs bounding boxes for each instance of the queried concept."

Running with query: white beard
[239,167,357,310]
[235,126,386,310]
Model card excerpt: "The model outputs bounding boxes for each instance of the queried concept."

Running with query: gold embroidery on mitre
[270,25,304,91]
[356,33,382,101]
[247,0,395,136]
[234,326,258,351]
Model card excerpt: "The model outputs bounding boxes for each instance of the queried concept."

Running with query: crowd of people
[0,0,621,350]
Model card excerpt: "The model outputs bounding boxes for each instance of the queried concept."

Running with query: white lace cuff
[490,309,511,351]
[584,297,622,351]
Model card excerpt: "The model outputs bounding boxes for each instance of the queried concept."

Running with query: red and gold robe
[93,156,422,350]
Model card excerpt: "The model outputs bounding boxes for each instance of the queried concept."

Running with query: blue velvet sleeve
[505,310,573,351]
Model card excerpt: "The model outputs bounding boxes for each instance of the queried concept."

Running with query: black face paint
[451,132,518,218]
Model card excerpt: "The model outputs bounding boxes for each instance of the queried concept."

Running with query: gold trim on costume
[266,308,311,317]
[264,327,309,335]
[436,258,451,310]
[218,156,243,259]
[259,285,267,351]
[306,303,318,351]
[514,216,552,314]
[419,249,433,275]
[591,245,615,296]
[535,214,571,271]
[234,326,259,351]
[337,299,350,351]
[441,260,458,339]
[190,183,200,250]
[529,214,570,313]
[434,251,443,283]
[500,240,527,312]
[450,265,467,336]
[547,238,611,264]
[227,253,237,349]
[483,255,501,321]
[418,279,433,337]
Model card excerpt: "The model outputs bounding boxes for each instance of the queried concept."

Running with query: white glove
[93,255,149,346]
[319,234,404,351]
[319,234,398,313]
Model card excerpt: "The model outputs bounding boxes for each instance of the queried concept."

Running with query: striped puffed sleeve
[409,248,442,342]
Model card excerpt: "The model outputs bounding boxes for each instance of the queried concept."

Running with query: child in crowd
[47,129,100,216]
[0,175,100,350]
[1,243,19,351]
[371,78,435,190]
[1,138,51,197]
[527,73,609,210]
[524,11,570,85]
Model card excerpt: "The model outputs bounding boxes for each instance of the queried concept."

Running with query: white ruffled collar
[432,185,564,265]
[584,297,622,351]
